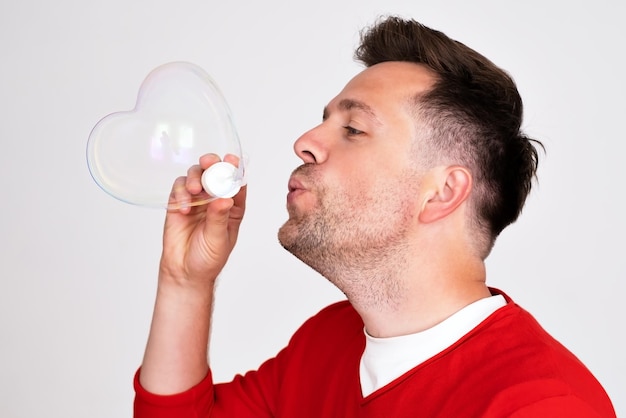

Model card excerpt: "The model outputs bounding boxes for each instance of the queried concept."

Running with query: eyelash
[343,126,364,136]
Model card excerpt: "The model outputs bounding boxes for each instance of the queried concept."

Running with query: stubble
[278,164,418,310]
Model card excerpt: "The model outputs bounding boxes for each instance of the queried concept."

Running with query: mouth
[288,177,305,193]
[287,176,308,205]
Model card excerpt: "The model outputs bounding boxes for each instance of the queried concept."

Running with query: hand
[159,153,247,289]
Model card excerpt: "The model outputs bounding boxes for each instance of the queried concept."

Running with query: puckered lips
[287,176,308,205]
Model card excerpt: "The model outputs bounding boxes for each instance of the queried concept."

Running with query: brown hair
[355,16,542,255]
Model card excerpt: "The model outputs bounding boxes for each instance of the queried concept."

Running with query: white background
[1,1,624,417]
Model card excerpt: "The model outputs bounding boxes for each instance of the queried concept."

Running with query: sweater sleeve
[133,368,215,418]
[134,347,289,417]
[133,301,355,418]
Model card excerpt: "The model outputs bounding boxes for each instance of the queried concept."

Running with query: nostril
[293,128,322,164]
[302,150,317,163]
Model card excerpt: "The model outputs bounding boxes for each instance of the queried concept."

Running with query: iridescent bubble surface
[87,62,245,209]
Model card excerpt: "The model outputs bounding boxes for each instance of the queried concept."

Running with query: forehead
[332,61,436,110]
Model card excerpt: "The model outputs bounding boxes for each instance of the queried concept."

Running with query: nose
[293,124,328,164]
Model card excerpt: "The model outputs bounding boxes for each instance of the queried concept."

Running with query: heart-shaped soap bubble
[87,62,246,209]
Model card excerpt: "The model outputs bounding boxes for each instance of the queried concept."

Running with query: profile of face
[278,61,437,282]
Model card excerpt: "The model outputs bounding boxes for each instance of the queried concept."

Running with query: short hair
[355,16,542,255]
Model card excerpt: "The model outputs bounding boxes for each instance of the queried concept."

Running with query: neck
[343,243,490,338]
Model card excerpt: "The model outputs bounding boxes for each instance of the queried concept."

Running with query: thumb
[202,197,235,246]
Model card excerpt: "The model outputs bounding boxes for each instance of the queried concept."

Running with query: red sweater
[134,293,616,417]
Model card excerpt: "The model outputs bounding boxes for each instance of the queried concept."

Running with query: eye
[343,125,364,136]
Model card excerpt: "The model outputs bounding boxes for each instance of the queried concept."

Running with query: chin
[277,220,296,249]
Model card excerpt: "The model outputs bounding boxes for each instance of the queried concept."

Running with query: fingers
[185,165,204,195]
[168,153,246,213]
[204,197,235,229]
[199,153,223,170]
[189,153,223,194]
[168,176,192,214]
[222,153,240,167]
[220,153,247,211]
[200,153,246,247]
[232,184,247,213]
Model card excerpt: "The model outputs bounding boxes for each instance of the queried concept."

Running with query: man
[134,16,616,417]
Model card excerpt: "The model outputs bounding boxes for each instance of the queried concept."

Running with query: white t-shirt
[359,295,507,397]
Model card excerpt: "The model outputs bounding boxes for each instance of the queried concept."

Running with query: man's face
[278,61,436,281]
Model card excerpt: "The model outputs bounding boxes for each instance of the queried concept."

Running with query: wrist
[156,271,216,307]
[157,259,219,291]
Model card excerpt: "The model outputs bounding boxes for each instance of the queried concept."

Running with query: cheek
[323,151,417,207]
[335,174,383,212]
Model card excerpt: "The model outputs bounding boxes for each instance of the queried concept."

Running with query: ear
[418,166,472,224]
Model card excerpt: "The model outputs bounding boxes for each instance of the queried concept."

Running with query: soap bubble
[87,62,245,209]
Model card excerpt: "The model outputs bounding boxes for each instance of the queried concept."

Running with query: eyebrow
[323,98,382,125]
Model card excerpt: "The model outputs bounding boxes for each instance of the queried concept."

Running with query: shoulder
[477,291,593,377]
[297,300,362,335]
[476,289,616,417]
[282,300,364,354]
